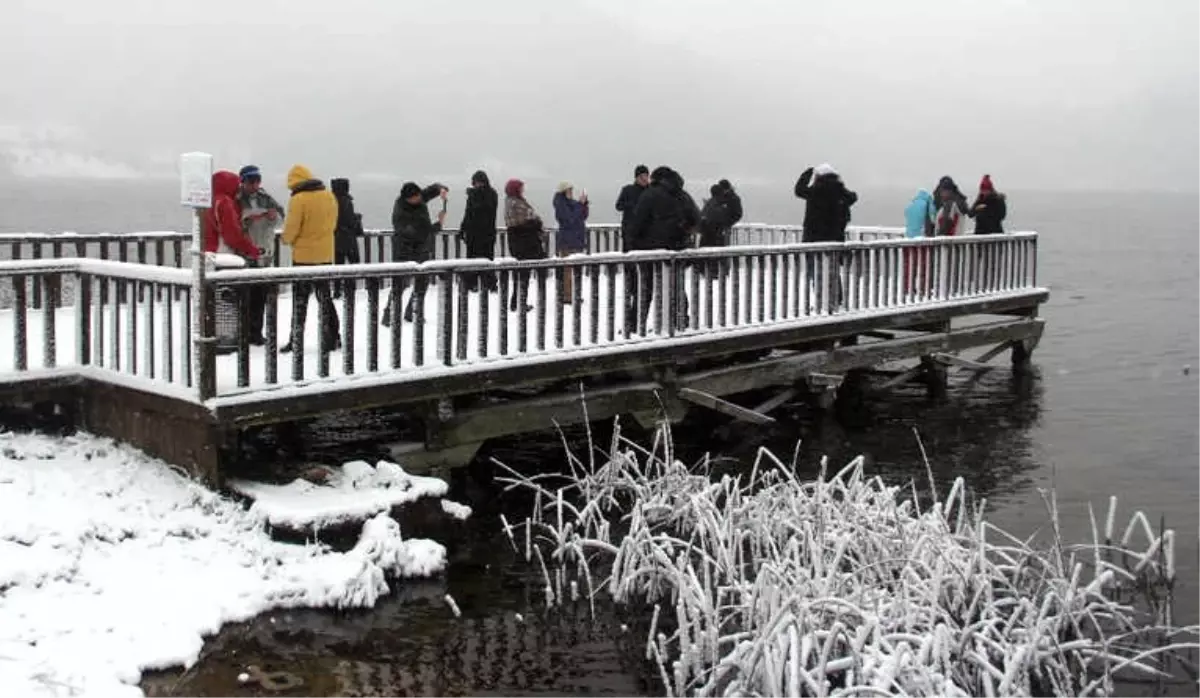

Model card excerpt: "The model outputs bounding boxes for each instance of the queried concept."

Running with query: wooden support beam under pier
[677,388,776,426]
[379,317,1046,454]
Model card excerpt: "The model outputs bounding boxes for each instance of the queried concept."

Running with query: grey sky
[2,0,1196,192]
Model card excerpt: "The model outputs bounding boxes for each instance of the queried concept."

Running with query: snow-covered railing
[0,258,195,390]
[0,224,904,275]
[0,233,1039,401]
[199,233,1038,398]
[0,224,903,311]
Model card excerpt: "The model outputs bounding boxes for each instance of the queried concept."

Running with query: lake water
[2,179,1197,695]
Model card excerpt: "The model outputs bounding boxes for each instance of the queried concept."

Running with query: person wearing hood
[931,175,970,237]
[502,179,546,312]
[330,178,364,299]
[903,189,935,296]
[552,181,590,304]
[202,170,262,351]
[615,165,650,251]
[204,170,261,261]
[280,164,340,353]
[627,166,700,332]
[698,179,743,248]
[794,163,857,244]
[794,163,857,310]
[387,181,448,324]
[904,189,935,239]
[697,180,743,283]
[460,170,499,292]
[969,175,1007,234]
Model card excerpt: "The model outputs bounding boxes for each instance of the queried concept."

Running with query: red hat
[979,175,995,193]
[504,178,524,197]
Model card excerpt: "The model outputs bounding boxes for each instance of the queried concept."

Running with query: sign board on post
[179,152,214,208]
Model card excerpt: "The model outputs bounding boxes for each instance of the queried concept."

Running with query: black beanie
[400,182,421,199]
[635,164,649,177]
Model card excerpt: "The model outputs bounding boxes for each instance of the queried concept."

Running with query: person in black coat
[627,166,700,332]
[330,178,363,299]
[460,170,499,292]
[794,164,857,310]
[615,164,650,251]
[387,181,447,324]
[794,164,857,243]
[699,179,744,248]
[717,179,743,228]
[969,174,1007,234]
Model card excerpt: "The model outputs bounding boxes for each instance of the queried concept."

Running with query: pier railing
[0,258,195,389]
[0,233,1039,401]
[0,224,903,306]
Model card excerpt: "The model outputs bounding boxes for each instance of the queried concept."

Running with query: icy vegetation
[500,423,1198,697]
[0,431,446,697]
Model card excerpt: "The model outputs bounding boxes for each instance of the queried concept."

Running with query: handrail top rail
[0,258,193,285]
[0,232,1039,283]
[0,222,940,242]
[206,233,1038,282]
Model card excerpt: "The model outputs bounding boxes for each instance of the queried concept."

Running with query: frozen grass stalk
[497,422,1196,696]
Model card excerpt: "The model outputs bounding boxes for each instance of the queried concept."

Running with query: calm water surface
[2,183,1196,695]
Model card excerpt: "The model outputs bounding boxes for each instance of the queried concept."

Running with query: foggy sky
[2,0,1197,193]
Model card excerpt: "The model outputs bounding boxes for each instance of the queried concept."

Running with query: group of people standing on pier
[200,161,1007,352]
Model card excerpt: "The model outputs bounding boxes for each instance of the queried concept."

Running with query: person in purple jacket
[552,181,590,304]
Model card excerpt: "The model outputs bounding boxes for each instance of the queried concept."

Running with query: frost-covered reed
[497,422,1197,697]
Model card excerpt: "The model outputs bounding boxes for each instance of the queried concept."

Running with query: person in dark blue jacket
[553,181,590,303]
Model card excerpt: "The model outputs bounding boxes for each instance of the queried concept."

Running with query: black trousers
[333,238,361,298]
[628,261,689,334]
[245,258,269,341]
[385,239,431,323]
[463,232,497,292]
[290,262,340,348]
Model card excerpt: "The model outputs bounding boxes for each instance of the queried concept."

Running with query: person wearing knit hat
[386,180,448,324]
[970,174,1007,235]
[235,164,285,345]
[615,165,651,249]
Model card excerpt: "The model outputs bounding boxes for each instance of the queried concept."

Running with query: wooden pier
[0,225,1047,484]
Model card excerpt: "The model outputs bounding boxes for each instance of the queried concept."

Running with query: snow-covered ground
[0,431,449,697]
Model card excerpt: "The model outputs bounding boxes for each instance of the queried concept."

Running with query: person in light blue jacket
[902,189,935,295]
[904,189,934,238]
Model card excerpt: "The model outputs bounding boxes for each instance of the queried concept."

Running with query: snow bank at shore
[0,431,446,697]
[228,459,450,531]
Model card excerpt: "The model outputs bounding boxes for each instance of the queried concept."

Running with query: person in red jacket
[204,170,261,260]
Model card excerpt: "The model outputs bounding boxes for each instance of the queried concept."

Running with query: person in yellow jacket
[280,164,341,353]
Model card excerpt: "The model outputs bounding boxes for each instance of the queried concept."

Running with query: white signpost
[180,152,213,398]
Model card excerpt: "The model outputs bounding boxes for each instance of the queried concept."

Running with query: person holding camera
[387,181,448,325]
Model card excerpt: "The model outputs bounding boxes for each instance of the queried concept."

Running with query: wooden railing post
[197,256,217,401]
[180,152,217,400]
[77,272,92,366]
